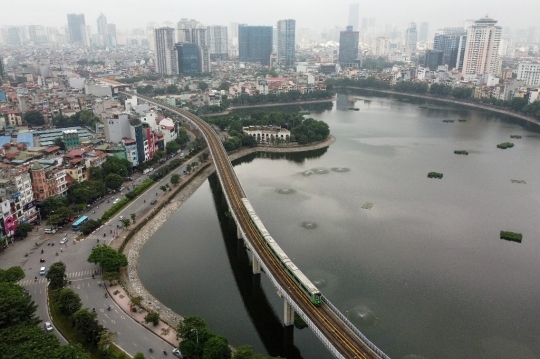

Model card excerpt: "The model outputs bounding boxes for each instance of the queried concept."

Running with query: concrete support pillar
[237,225,242,239]
[283,299,295,326]
[252,252,261,274]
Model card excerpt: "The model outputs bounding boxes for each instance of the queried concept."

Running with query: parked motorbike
[40,258,45,263]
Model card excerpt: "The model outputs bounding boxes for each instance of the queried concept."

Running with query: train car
[242,197,322,306]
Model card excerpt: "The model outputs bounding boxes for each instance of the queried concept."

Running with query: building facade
[176,43,201,74]
[424,50,443,70]
[462,16,502,78]
[155,27,178,75]
[182,28,211,72]
[67,13,86,44]
[433,28,467,70]
[277,19,296,68]
[238,25,273,66]
[516,63,540,86]
[405,22,418,53]
[339,26,359,67]
[208,26,229,61]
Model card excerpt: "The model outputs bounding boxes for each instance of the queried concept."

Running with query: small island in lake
[442,119,454,123]
[427,172,443,179]
[497,142,514,149]
[348,107,360,111]
[454,150,469,155]
[510,135,522,139]
[500,231,522,243]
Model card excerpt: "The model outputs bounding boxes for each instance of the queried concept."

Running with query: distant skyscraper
[339,26,359,66]
[419,22,429,42]
[7,27,22,45]
[0,58,4,79]
[238,25,273,66]
[28,25,48,44]
[277,19,296,67]
[433,28,467,69]
[154,27,178,75]
[176,43,201,74]
[182,28,211,72]
[229,22,239,47]
[348,4,359,31]
[208,26,229,61]
[67,13,86,44]
[404,22,418,52]
[177,19,201,42]
[462,16,502,77]
[97,13,108,47]
[107,24,117,47]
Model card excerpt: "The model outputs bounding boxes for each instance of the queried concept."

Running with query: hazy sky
[3,0,538,33]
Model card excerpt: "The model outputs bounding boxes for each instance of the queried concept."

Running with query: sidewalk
[105,282,180,348]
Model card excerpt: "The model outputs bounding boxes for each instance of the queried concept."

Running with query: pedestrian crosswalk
[19,269,101,286]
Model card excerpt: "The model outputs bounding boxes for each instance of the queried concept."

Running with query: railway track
[126,93,387,359]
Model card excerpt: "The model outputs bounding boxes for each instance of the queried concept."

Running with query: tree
[166,141,180,154]
[46,261,66,290]
[46,206,75,227]
[198,82,209,91]
[87,245,128,273]
[23,111,45,126]
[55,288,82,316]
[53,137,66,150]
[219,81,230,91]
[80,219,101,235]
[203,336,231,359]
[72,308,104,345]
[160,185,167,192]
[14,223,33,240]
[102,157,131,179]
[105,173,124,191]
[130,213,136,223]
[97,328,116,352]
[42,196,69,217]
[177,316,207,340]
[0,282,39,329]
[144,311,160,326]
[134,353,146,359]
[170,174,180,185]
[121,218,131,228]
[131,296,143,308]
[0,266,24,283]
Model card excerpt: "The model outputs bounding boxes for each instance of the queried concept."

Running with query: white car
[119,215,124,220]
[172,348,182,358]
[113,198,120,204]
[44,321,54,332]
[60,237,67,244]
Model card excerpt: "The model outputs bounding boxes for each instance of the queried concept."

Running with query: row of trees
[228,89,334,107]
[0,265,92,359]
[52,110,101,129]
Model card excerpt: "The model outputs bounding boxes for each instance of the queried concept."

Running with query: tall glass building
[338,26,359,67]
[176,43,201,74]
[67,13,86,44]
[238,25,273,66]
[433,28,467,70]
[277,19,296,68]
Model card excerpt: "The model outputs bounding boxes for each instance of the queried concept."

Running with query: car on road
[44,322,54,332]
[60,237,67,244]
[44,228,56,234]
[119,215,124,220]
[172,348,182,358]
[113,198,120,204]
[150,199,157,205]
[40,267,46,275]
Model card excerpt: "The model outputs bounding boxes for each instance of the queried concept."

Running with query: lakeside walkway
[203,97,335,117]
[341,87,540,127]
[106,136,336,343]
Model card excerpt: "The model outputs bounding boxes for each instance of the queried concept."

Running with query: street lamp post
[191,328,199,345]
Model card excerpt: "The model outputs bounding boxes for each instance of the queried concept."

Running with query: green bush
[101,198,130,221]
[144,311,160,326]
[500,231,522,243]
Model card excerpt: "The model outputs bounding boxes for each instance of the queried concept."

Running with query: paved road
[1,150,198,356]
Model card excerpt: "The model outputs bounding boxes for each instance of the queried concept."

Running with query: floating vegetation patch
[348,107,360,111]
[301,170,315,176]
[458,119,467,122]
[454,150,469,155]
[427,172,443,179]
[331,167,350,173]
[361,202,374,210]
[510,135,522,139]
[312,167,329,174]
[511,179,526,184]
[500,231,522,243]
[276,188,296,195]
[497,142,514,149]
[301,221,317,229]
[442,119,455,123]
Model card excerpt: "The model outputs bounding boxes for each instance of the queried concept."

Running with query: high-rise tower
[238,25,273,66]
[67,13,86,44]
[462,16,502,77]
[339,26,359,67]
[277,19,296,68]
[97,13,108,47]
[348,4,360,31]
[154,27,178,75]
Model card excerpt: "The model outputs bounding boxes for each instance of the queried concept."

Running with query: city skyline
[1,0,538,34]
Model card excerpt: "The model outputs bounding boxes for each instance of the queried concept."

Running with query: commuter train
[241,198,322,306]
